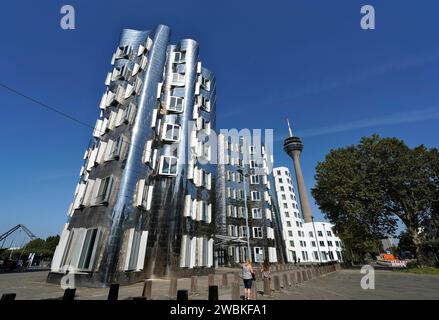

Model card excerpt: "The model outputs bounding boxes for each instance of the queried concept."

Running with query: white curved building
[273,166,343,263]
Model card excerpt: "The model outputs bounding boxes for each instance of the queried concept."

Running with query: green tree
[312,135,439,266]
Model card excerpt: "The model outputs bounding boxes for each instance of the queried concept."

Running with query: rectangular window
[77,228,99,270]
[250,175,260,184]
[161,123,180,142]
[251,191,261,201]
[328,241,333,247]
[174,51,186,63]
[319,241,325,247]
[327,231,332,237]
[168,96,184,113]
[253,227,263,238]
[250,160,257,168]
[159,156,178,176]
[309,231,314,238]
[254,247,264,262]
[318,231,323,237]
[252,208,262,219]
[289,241,294,247]
[95,176,114,205]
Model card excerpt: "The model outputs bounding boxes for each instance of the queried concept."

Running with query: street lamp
[237,167,252,263]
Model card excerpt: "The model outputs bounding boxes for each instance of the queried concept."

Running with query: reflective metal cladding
[48,24,217,286]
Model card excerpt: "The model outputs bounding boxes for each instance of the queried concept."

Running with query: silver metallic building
[49,25,216,286]
[215,134,287,266]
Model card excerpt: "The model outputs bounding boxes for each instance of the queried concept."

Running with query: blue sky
[1,0,438,241]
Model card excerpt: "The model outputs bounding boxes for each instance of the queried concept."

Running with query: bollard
[263,278,271,296]
[208,274,215,287]
[232,283,240,300]
[142,279,152,299]
[222,273,228,287]
[283,273,290,287]
[1,293,16,301]
[190,276,198,294]
[169,278,178,297]
[62,288,76,301]
[302,270,308,282]
[208,285,219,300]
[251,283,258,300]
[273,275,281,291]
[108,283,119,301]
[289,272,297,286]
[234,272,240,284]
[177,290,188,300]
[297,270,302,283]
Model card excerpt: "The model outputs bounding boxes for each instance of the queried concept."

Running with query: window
[77,228,99,270]
[328,241,333,247]
[135,179,154,210]
[197,95,211,112]
[280,186,284,191]
[159,156,178,176]
[251,191,261,201]
[309,231,314,238]
[327,231,332,237]
[253,227,263,238]
[296,221,300,227]
[281,194,286,200]
[318,231,323,237]
[167,96,184,113]
[289,241,295,247]
[278,178,283,183]
[313,251,319,260]
[172,73,185,83]
[288,231,293,237]
[239,226,248,238]
[283,203,288,209]
[286,221,291,227]
[174,51,186,63]
[161,123,181,142]
[254,247,264,262]
[250,175,260,184]
[328,251,334,260]
[200,170,211,190]
[252,208,262,219]
[95,176,114,204]
[238,207,246,218]
[285,212,290,218]
[319,241,325,247]
[249,160,257,168]
[201,76,211,91]
[311,241,316,247]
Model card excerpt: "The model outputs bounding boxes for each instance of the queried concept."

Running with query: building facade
[49,25,217,286]
[216,134,286,266]
[273,167,343,263]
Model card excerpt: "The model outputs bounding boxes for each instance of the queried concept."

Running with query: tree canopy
[312,135,439,265]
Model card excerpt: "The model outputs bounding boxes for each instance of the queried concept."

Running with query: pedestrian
[241,260,254,300]
[261,258,271,288]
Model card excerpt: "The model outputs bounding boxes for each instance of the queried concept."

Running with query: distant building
[273,166,343,263]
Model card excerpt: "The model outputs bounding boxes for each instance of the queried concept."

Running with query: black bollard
[208,285,219,300]
[62,288,76,301]
[177,290,188,300]
[1,293,16,301]
[108,283,119,301]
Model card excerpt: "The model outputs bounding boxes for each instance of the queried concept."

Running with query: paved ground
[1,269,438,300]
